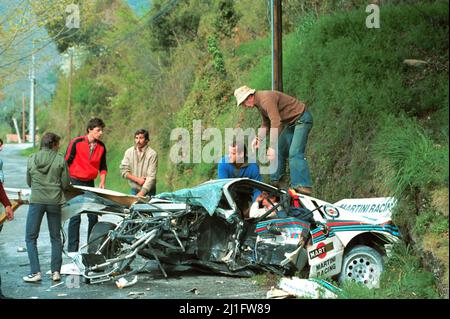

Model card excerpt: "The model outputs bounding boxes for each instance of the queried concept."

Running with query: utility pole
[22,93,26,142]
[12,118,22,143]
[67,48,73,138]
[29,44,36,147]
[271,0,283,92]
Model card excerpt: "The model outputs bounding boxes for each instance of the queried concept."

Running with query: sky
[127,0,152,17]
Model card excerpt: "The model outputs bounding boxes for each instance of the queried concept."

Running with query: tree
[0,0,100,86]
[41,0,109,55]
[213,0,240,38]
[149,0,202,50]
[0,1,60,85]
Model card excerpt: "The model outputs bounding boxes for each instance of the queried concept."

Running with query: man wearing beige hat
[234,86,313,195]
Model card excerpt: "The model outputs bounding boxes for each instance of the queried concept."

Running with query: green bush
[415,210,449,236]
[373,115,449,197]
[207,36,226,75]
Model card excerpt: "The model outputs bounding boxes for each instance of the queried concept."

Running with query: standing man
[120,129,158,197]
[0,138,5,184]
[65,118,107,252]
[217,141,262,200]
[234,86,313,195]
[0,181,14,299]
[23,132,70,283]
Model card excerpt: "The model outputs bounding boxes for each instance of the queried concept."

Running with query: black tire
[338,245,384,288]
[87,222,116,256]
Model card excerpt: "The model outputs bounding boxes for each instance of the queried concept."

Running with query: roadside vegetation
[6,0,448,298]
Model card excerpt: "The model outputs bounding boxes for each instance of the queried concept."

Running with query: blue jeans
[25,203,62,274]
[271,110,313,188]
[67,178,98,252]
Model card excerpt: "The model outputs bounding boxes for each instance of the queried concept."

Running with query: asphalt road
[0,143,268,300]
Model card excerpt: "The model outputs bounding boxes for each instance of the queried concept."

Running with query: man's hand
[136,191,146,197]
[136,177,146,186]
[126,173,145,186]
[267,147,276,161]
[5,205,13,221]
[255,193,265,202]
[99,174,106,189]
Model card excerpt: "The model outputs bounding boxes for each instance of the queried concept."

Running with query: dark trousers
[25,203,62,274]
[67,178,98,252]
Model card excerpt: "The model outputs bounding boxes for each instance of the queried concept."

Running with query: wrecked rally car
[62,178,401,288]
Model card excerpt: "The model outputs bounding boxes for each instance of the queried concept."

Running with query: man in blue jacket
[217,141,262,201]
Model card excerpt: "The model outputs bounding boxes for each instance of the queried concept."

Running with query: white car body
[54,179,401,288]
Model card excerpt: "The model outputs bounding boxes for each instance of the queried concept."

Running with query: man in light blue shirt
[217,141,262,201]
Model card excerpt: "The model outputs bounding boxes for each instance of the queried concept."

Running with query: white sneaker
[23,272,42,283]
[52,271,61,282]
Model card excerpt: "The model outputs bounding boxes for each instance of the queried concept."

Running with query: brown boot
[295,186,312,195]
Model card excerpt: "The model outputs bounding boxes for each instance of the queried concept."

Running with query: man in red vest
[65,118,108,252]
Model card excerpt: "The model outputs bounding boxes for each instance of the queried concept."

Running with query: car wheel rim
[343,252,382,288]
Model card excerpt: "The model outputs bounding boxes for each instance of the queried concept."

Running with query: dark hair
[0,138,3,145]
[40,132,61,150]
[134,129,149,141]
[230,140,248,160]
[86,118,105,132]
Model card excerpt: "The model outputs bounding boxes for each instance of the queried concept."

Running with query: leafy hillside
[35,0,448,298]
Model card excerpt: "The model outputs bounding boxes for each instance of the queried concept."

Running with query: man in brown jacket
[120,129,158,197]
[234,86,313,195]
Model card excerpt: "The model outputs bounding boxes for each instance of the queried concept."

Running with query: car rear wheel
[87,222,117,257]
[338,245,384,288]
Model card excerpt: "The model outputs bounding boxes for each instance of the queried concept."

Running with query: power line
[0,0,93,69]
[0,0,29,28]
[0,24,81,69]
[36,82,54,95]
